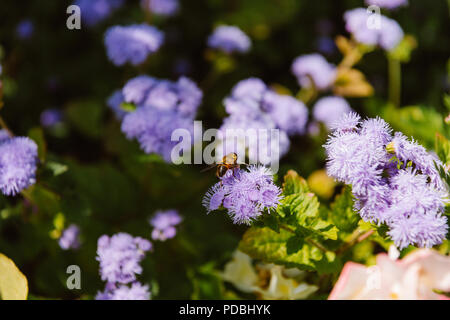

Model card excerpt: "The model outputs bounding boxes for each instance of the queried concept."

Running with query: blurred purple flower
[104,24,164,66]
[0,134,38,196]
[313,96,352,129]
[203,166,282,225]
[150,209,182,241]
[75,0,124,27]
[96,233,152,284]
[291,54,336,90]
[58,224,81,250]
[365,0,408,10]
[40,109,63,127]
[208,25,251,54]
[97,282,151,300]
[16,20,34,39]
[143,0,179,17]
[344,8,404,50]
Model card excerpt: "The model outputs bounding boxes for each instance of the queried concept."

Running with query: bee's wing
[200,164,217,173]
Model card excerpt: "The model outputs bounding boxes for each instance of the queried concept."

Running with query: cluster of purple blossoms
[208,25,251,54]
[203,166,282,225]
[16,20,34,40]
[58,224,81,250]
[96,233,152,300]
[344,8,404,50]
[74,0,124,27]
[40,108,64,127]
[104,24,164,66]
[149,210,182,241]
[291,54,336,90]
[218,78,308,163]
[0,131,38,196]
[365,0,408,10]
[312,96,352,129]
[120,75,202,161]
[324,113,448,249]
[143,0,179,17]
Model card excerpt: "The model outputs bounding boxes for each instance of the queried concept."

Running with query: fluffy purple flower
[208,25,251,54]
[106,90,127,120]
[203,166,282,225]
[16,20,34,39]
[218,78,307,163]
[344,8,404,50]
[96,233,152,284]
[104,24,164,66]
[325,114,448,249]
[122,76,202,118]
[97,282,151,300]
[120,76,202,161]
[121,107,193,162]
[365,0,408,10]
[74,0,124,27]
[262,91,308,135]
[40,109,63,127]
[291,54,336,90]
[150,209,182,241]
[313,96,352,129]
[58,224,81,250]
[143,0,179,16]
[0,135,38,196]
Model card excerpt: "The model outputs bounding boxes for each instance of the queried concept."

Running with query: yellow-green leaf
[0,253,28,300]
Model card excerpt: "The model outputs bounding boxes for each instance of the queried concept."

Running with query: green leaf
[45,161,69,176]
[120,102,136,112]
[0,253,28,300]
[66,100,104,138]
[239,227,340,274]
[330,187,360,233]
[282,170,309,195]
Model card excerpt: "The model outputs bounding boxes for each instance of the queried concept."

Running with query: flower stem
[388,56,401,107]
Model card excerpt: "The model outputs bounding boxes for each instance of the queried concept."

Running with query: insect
[201,153,241,178]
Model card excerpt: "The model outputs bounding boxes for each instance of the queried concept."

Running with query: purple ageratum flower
[203,166,282,225]
[218,78,306,163]
[16,20,34,39]
[96,233,152,284]
[344,8,404,50]
[208,25,251,54]
[149,209,182,241]
[0,135,38,196]
[122,76,202,119]
[262,91,308,135]
[365,0,408,10]
[40,109,63,127]
[313,96,352,129]
[291,54,336,90]
[75,0,124,27]
[58,224,81,250]
[143,0,179,17]
[104,24,164,66]
[121,107,194,162]
[107,89,127,120]
[325,113,449,249]
[96,282,151,300]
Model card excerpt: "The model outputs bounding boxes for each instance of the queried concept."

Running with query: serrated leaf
[0,253,28,300]
[330,187,360,233]
[282,170,309,195]
[239,227,339,274]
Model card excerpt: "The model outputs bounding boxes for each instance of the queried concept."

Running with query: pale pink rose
[329,249,450,300]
